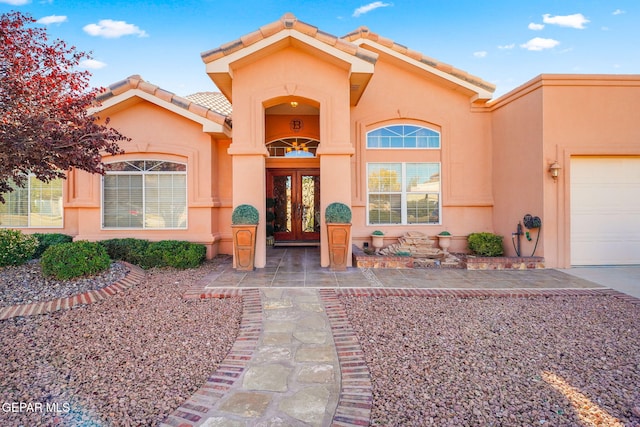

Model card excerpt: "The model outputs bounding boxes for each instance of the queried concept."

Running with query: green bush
[41,241,111,280]
[141,240,206,269]
[32,233,73,258]
[325,202,352,223]
[467,232,504,257]
[100,238,150,265]
[232,204,259,225]
[0,229,38,267]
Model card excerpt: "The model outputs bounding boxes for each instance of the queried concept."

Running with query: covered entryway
[570,156,640,265]
[267,168,320,245]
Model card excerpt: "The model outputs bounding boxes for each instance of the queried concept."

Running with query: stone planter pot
[436,235,452,254]
[232,224,258,271]
[371,234,384,250]
[327,223,351,271]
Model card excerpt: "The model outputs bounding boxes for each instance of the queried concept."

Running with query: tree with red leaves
[0,11,126,202]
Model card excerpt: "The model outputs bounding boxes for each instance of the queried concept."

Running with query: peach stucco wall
[490,75,640,267]
[350,57,493,253]
[66,100,226,258]
[228,45,354,267]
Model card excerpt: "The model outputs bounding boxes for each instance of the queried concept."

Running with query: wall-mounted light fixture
[290,101,298,108]
[548,161,561,181]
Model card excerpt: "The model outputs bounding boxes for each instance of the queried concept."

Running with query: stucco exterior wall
[490,80,545,260]
[70,101,221,257]
[540,76,640,267]
[350,57,493,253]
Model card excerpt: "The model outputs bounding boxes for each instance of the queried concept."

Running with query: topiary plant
[468,232,504,257]
[231,204,259,225]
[325,202,352,223]
[41,241,111,280]
[0,229,38,266]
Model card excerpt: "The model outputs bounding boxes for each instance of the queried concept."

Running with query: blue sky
[2,0,639,98]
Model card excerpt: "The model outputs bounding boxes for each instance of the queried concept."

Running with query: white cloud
[528,22,544,30]
[353,1,392,17]
[37,15,68,25]
[520,37,560,51]
[83,19,148,38]
[0,0,30,4]
[79,59,107,69]
[498,43,515,50]
[612,9,625,15]
[473,51,487,58]
[542,13,590,29]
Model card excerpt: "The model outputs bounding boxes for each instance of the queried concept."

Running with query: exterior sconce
[290,101,298,108]
[548,161,561,181]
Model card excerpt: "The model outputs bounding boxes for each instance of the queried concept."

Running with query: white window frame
[101,160,188,230]
[0,176,64,228]
[366,162,441,226]
[366,124,441,149]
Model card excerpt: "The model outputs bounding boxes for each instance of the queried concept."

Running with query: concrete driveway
[559,266,640,298]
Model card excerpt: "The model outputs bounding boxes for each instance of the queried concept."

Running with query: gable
[201,13,376,106]
[92,75,230,136]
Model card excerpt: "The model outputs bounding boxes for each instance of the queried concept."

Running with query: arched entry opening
[265,99,321,246]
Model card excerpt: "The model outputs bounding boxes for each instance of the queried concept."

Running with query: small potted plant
[371,230,385,251]
[231,204,259,270]
[436,231,452,254]
[325,202,351,271]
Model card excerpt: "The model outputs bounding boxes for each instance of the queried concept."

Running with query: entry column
[229,150,267,268]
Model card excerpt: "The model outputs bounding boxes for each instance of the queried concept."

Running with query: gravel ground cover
[0,257,242,426]
[0,260,128,307]
[341,295,640,427]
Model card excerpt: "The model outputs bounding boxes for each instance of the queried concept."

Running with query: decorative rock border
[0,263,146,321]
[160,288,262,427]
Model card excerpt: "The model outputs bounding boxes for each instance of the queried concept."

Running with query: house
[2,13,639,268]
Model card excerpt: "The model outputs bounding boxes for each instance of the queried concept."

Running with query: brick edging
[161,288,261,427]
[0,262,146,321]
[320,289,373,427]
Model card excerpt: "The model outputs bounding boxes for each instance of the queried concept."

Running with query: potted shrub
[436,231,452,254]
[371,230,385,251]
[231,204,259,270]
[325,202,352,271]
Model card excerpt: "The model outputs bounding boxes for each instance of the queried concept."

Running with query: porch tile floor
[161,248,640,427]
[194,247,608,290]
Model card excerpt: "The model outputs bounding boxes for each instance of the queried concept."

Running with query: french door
[267,169,320,244]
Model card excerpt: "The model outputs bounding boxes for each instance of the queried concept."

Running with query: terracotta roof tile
[184,92,233,116]
[342,26,495,93]
[201,13,377,66]
[97,76,228,126]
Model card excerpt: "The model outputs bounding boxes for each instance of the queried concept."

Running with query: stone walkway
[161,247,640,427]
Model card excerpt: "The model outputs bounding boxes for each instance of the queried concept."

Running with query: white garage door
[571,157,640,265]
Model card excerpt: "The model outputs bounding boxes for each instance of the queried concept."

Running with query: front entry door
[267,169,320,244]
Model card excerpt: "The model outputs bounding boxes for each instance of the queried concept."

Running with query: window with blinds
[0,176,64,228]
[102,161,187,229]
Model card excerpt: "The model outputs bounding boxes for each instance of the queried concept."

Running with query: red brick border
[0,263,146,321]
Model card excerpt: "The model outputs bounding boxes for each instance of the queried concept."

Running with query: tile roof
[201,13,494,95]
[185,92,233,116]
[96,75,229,126]
[201,12,377,65]
[343,26,495,93]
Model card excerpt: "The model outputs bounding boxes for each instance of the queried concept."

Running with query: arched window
[102,160,187,229]
[366,124,440,149]
[266,138,320,157]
